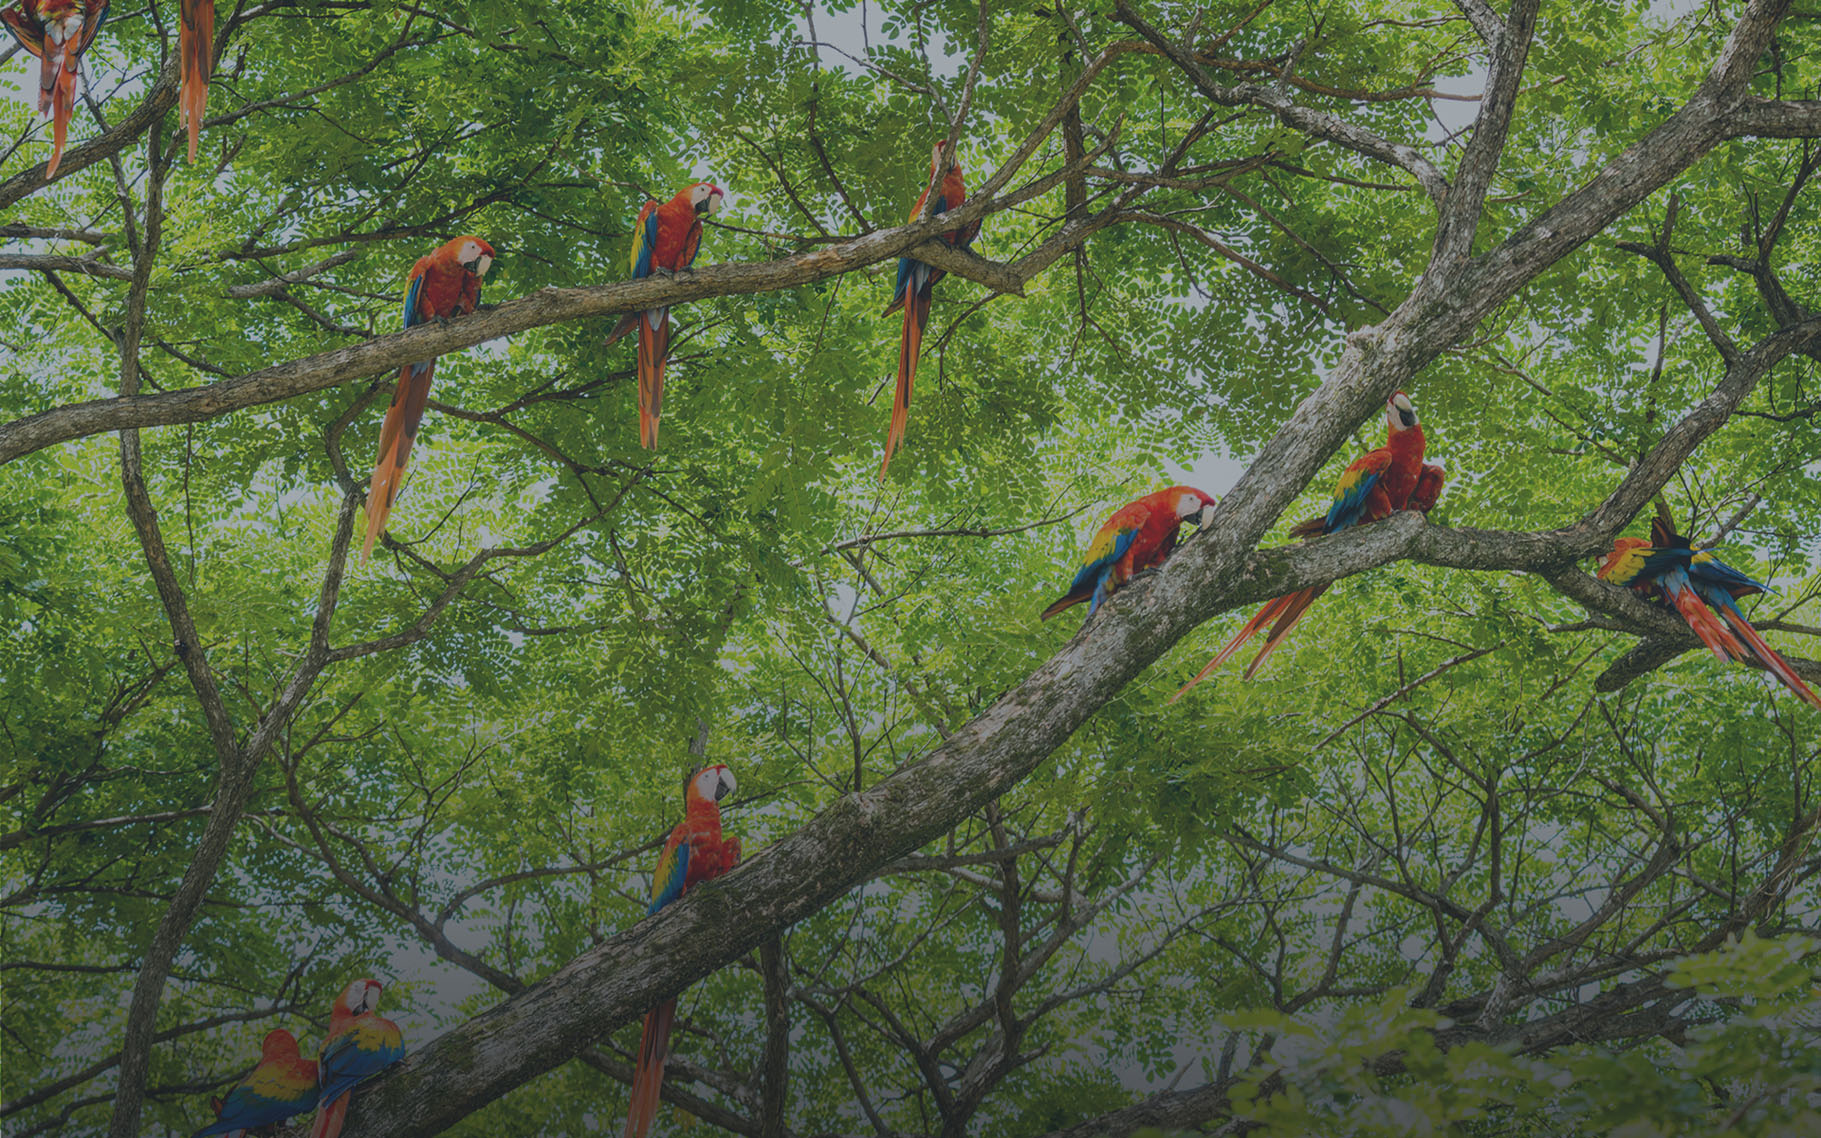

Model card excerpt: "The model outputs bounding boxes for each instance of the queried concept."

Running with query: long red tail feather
[46,66,74,177]
[180,0,215,161]
[637,310,669,449]
[881,290,928,478]
[623,999,676,1138]
[308,1092,348,1138]
[1241,584,1329,680]
[1666,582,1744,662]
[1039,591,1089,621]
[1716,608,1821,709]
[361,362,436,563]
[1170,594,1296,703]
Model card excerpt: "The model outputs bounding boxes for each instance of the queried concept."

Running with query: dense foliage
[2,2,1818,1136]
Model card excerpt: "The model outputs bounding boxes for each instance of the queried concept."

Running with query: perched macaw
[177,0,212,161]
[1041,486,1219,620]
[1597,517,1820,708]
[192,1029,317,1138]
[1173,391,1427,699]
[604,182,725,449]
[361,235,495,563]
[624,764,741,1138]
[2,0,109,178]
[310,979,404,1138]
[879,140,979,477]
[1279,457,1445,539]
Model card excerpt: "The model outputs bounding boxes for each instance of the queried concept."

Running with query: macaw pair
[624,764,741,1138]
[2,0,213,173]
[601,145,971,467]
[606,182,725,449]
[361,235,496,563]
[194,979,402,1138]
[1173,391,1436,699]
[880,140,979,478]
[1598,517,1820,708]
[1042,486,1219,620]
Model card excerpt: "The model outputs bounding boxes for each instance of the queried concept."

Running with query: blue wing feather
[1078,530,1139,613]
[1688,551,1766,595]
[317,1024,403,1105]
[1070,529,1137,593]
[648,837,690,915]
[400,271,427,330]
[632,206,660,279]
[1323,471,1379,533]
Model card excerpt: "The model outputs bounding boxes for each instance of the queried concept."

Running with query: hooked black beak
[714,776,733,801]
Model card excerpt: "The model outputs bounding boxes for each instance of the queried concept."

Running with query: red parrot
[311,979,405,1138]
[2,0,109,178]
[1597,518,1820,708]
[361,236,495,563]
[1173,391,1427,699]
[604,182,725,448]
[193,1029,316,1138]
[624,764,741,1138]
[1041,486,1218,620]
[177,0,212,161]
[879,141,979,477]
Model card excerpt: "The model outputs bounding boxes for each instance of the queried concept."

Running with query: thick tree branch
[320,10,1808,1134]
[1430,0,1538,269]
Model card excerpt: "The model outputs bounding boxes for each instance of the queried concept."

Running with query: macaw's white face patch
[691,764,736,803]
[691,183,725,215]
[1389,391,1418,430]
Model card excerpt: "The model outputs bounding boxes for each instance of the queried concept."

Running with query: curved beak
[715,769,737,801]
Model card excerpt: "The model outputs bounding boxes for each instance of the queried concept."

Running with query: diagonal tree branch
[322,12,1809,1136]
[1430,0,1539,269]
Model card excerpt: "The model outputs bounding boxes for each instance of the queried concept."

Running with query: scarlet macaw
[1,0,109,178]
[624,764,741,1138]
[604,182,725,449]
[879,140,979,477]
[1173,391,1427,699]
[1041,486,1219,620]
[310,979,404,1138]
[361,235,495,562]
[1597,518,1820,708]
[178,0,212,160]
[192,1029,317,1138]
